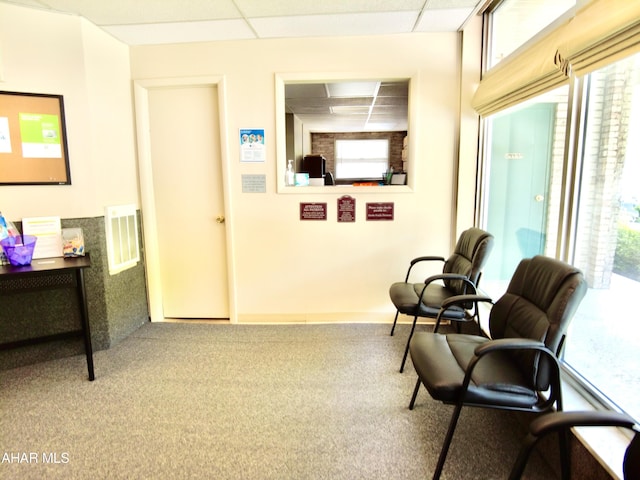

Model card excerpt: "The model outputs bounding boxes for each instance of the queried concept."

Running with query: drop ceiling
[1,0,486,132]
[1,0,487,46]
[286,80,409,132]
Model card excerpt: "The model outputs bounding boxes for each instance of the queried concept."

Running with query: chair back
[488,256,587,391]
[443,228,494,295]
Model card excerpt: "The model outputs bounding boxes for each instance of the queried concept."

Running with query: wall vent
[105,204,140,275]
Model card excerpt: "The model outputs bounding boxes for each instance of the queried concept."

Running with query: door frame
[133,76,237,323]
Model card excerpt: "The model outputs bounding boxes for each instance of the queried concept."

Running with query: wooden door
[148,85,229,318]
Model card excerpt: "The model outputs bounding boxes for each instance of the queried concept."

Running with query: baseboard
[236,312,440,325]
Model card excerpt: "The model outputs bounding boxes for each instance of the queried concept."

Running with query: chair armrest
[419,275,479,309]
[462,338,562,404]
[529,411,639,437]
[474,337,549,356]
[404,256,446,282]
[423,272,467,284]
[440,294,493,310]
[462,338,562,411]
[431,289,490,333]
[508,411,639,480]
[410,256,446,266]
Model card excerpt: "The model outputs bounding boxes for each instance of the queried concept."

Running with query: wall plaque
[300,202,327,220]
[241,174,266,193]
[366,202,394,221]
[337,195,356,223]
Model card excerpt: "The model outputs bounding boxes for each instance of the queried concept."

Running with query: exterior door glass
[482,92,568,297]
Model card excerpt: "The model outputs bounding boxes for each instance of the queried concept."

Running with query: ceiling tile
[427,0,482,8]
[285,84,328,99]
[327,82,379,98]
[331,105,370,115]
[414,8,473,32]
[26,0,243,25]
[235,0,425,17]
[102,19,255,46]
[250,11,418,39]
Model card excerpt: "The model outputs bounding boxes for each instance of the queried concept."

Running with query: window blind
[472,0,640,117]
[558,0,640,77]
[471,13,571,117]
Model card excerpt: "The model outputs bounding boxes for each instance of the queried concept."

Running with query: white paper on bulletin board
[239,128,265,163]
[22,216,63,259]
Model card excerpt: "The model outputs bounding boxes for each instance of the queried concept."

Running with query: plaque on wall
[241,174,266,193]
[337,196,356,223]
[300,202,327,220]
[366,202,394,221]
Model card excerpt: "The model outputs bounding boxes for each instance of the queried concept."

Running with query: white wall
[0,4,139,219]
[0,2,480,323]
[131,34,467,322]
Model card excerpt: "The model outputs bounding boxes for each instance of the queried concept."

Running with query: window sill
[278,184,412,194]
[561,375,629,480]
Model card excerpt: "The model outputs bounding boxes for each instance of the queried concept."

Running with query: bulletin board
[0,91,71,185]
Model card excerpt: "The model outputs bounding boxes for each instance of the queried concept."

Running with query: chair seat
[409,332,538,408]
[389,282,466,319]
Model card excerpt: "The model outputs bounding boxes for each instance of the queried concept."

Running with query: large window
[488,0,575,68]
[334,139,389,181]
[479,49,640,422]
[564,54,640,420]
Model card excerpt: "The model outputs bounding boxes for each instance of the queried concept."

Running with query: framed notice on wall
[0,91,71,185]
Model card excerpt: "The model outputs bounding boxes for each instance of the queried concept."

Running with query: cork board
[0,91,71,185]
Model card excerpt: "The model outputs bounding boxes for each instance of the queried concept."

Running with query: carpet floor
[0,322,557,479]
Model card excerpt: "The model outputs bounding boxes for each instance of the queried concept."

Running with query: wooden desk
[0,254,95,381]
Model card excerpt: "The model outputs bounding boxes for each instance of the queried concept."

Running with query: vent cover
[105,204,140,275]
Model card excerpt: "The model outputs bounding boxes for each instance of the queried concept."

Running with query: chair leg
[432,401,464,480]
[390,309,400,336]
[507,433,540,480]
[508,429,571,480]
[409,378,421,410]
[559,428,571,480]
[399,315,419,373]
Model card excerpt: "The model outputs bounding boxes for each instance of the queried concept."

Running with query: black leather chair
[408,255,587,480]
[389,228,494,372]
[509,411,640,480]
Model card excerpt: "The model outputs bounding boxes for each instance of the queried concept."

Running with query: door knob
[535,195,544,202]
[216,215,225,224]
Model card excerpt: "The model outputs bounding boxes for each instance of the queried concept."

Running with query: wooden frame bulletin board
[0,91,71,185]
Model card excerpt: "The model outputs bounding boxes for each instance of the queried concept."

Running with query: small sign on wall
[300,202,327,220]
[337,195,356,223]
[366,202,394,221]
[241,174,266,193]
[239,128,265,163]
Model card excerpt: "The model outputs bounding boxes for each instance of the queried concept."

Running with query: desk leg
[76,269,95,381]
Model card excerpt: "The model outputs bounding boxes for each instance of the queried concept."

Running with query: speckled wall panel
[0,214,149,370]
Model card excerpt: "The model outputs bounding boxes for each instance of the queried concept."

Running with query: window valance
[472,0,640,117]
[558,0,640,77]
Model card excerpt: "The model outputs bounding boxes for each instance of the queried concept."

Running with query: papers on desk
[22,216,63,259]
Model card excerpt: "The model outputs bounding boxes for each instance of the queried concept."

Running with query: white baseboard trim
[236,312,440,325]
